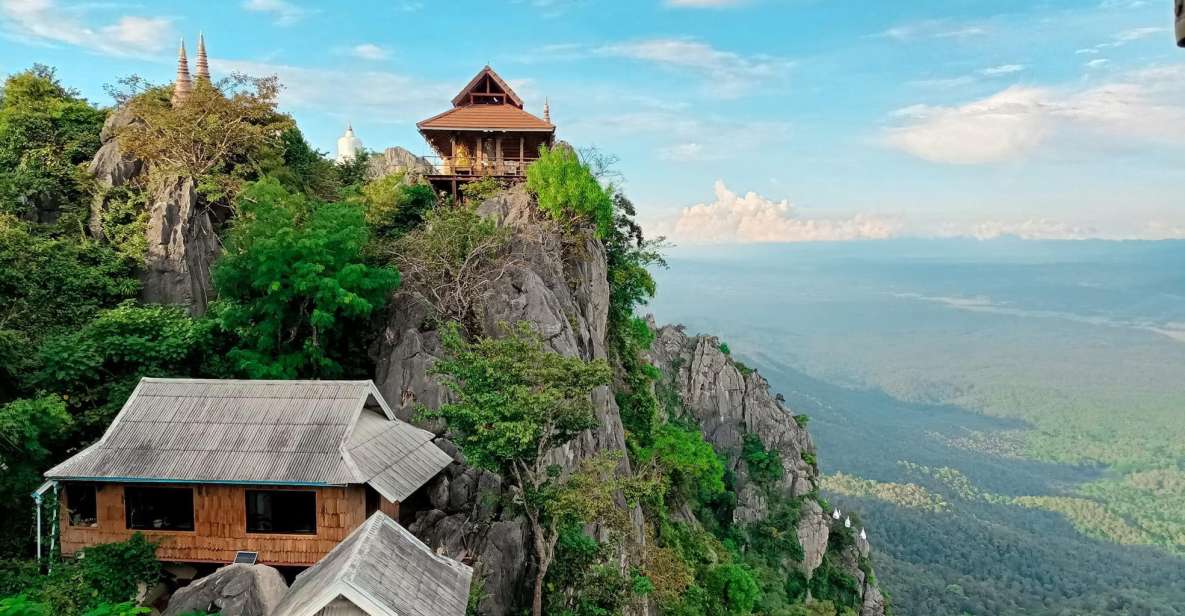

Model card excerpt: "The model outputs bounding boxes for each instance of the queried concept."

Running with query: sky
[1,0,1183,242]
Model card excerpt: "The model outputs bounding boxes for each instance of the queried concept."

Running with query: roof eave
[417,125,555,132]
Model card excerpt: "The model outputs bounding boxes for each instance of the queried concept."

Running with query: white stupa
[860,528,867,541]
[844,516,852,529]
[336,123,363,163]
[832,509,841,520]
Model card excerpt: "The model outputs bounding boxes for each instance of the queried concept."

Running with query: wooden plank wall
[59,483,369,566]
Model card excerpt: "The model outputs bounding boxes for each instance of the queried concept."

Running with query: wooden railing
[422,155,538,178]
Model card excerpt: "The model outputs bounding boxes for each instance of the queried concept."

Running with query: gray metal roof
[45,378,452,501]
[274,512,473,616]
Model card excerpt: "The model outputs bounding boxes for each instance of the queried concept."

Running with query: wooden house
[274,511,473,616]
[43,378,452,567]
[417,65,555,196]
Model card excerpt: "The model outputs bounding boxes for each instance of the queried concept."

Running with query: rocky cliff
[373,186,887,615]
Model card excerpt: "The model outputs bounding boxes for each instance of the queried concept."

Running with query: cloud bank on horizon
[0,0,1182,241]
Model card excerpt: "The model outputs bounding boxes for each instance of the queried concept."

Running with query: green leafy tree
[424,322,622,616]
[0,215,139,398]
[37,302,222,436]
[81,603,150,616]
[0,65,106,226]
[0,396,70,556]
[0,596,50,616]
[526,146,613,237]
[212,178,399,378]
[267,127,340,201]
[356,173,437,239]
[704,564,760,615]
[646,423,726,504]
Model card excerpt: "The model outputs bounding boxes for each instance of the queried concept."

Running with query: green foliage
[268,127,340,201]
[525,146,613,237]
[809,556,862,609]
[356,174,437,239]
[546,524,643,616]
[718,343,731,356]
[0,216,139,397]
[0,65,105,226]
[793,414,810,429]
[459,176,503,203]
[0,396,70,555]
[703,564,760,615]
[37,302,222,435]
[425,321,610,476]
[81,602,150,616]
[741,434,784,485]
[5,535,158,614]
[801,451,817,468]
[0,596,50,616]
[212,178,399,378]
[334,149,371,196]
[646,422,726,504]
[95,186,149,261]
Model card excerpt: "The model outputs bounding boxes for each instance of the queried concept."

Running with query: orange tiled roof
[417,105,555,131]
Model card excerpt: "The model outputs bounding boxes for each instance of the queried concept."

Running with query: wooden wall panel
[59,482,370,566]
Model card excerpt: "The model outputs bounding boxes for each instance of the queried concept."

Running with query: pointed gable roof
[450,65,524,109]
[274,512,473,616]
[45,378,452,502]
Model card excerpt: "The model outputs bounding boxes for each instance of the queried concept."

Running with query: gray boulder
[162,564,287,616]
[797,499,829,578]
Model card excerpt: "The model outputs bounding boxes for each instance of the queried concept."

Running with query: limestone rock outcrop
[140,176,218,315]
[368,146,434,180]
[162,563,287,616]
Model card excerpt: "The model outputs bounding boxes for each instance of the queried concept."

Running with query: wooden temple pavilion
[417,66,555,196]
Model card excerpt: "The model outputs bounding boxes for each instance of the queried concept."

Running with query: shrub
[525,146,613,237]
[392,205,515,329]
[742,434,784,484]
[648,423,726,503]
[704,564,760,615]
[459,176,503,203]
[357,174,437,238]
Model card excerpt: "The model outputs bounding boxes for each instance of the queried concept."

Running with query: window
[124,486,194,531]
[246,490,317,535]
[65,484,98,527]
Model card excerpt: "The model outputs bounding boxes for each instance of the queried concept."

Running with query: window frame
[65,483,99,528]
[244,489,319,536]
[123,485,196,532]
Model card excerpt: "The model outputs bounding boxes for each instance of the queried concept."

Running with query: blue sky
[2,0,1183,242]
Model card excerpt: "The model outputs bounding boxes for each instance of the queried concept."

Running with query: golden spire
[195,32,210,82]
[543,97,551,124]
[171,39,193,106]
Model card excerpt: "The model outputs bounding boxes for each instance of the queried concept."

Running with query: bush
[525,146,613,237]
[704,564,760,615]
[648,423,726,503]
[459,176,503,203]
[742,434,784,485]
[357,174,437,238]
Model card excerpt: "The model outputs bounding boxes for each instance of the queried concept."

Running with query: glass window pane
[245,490,317,535]
[124,487,194,531]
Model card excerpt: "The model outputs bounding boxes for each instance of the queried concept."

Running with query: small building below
[44,378,452,567]
[274,511,473,616]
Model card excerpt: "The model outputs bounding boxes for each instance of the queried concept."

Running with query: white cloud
[0,0,173,56]
[1085,58,1110,69]
[241,0,313,26]
[877,20,989,41]
[927,219,1101,240]
[981,64,1026,76]
[663,181,899,244]
[349,43,390,61]
[886,64,1185,164]
[595,38,793,98]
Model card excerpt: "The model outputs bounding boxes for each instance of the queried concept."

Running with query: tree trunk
[531,559,549,616]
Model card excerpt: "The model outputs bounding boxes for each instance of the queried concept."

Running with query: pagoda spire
[195,32,210,82]
[543,98,551,123]
[171,39,193,107]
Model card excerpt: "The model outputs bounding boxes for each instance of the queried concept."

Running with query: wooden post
[496,136,503,174]
[448,134,456,174]
[519,136,525,175]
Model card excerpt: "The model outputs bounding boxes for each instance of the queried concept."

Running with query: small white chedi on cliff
[337,123,363,163]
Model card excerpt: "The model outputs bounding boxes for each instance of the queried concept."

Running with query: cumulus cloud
[349,43,390,61]
[0,0,173,56]
[241,0,314,26]
[886,64,1185,164]
[596,38,793,97]
[664,181,899,244]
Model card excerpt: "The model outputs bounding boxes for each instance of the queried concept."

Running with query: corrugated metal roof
[275,512,473,616]
[46,378,450,498]
[417,104,554,131]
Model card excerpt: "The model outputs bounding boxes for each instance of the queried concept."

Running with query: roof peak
[450,65,524,109]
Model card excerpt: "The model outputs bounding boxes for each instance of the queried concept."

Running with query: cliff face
[373,186,887,616]
[87,109,220,315]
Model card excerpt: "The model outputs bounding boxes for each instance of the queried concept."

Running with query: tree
[212,178,399,378]
[0,396,70,556]
[116,74,292,198]
[356,173,437,239]
[0,65,106,225]
[525,145,614,237]
[36,302,222,436]
[425,322,623,616]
